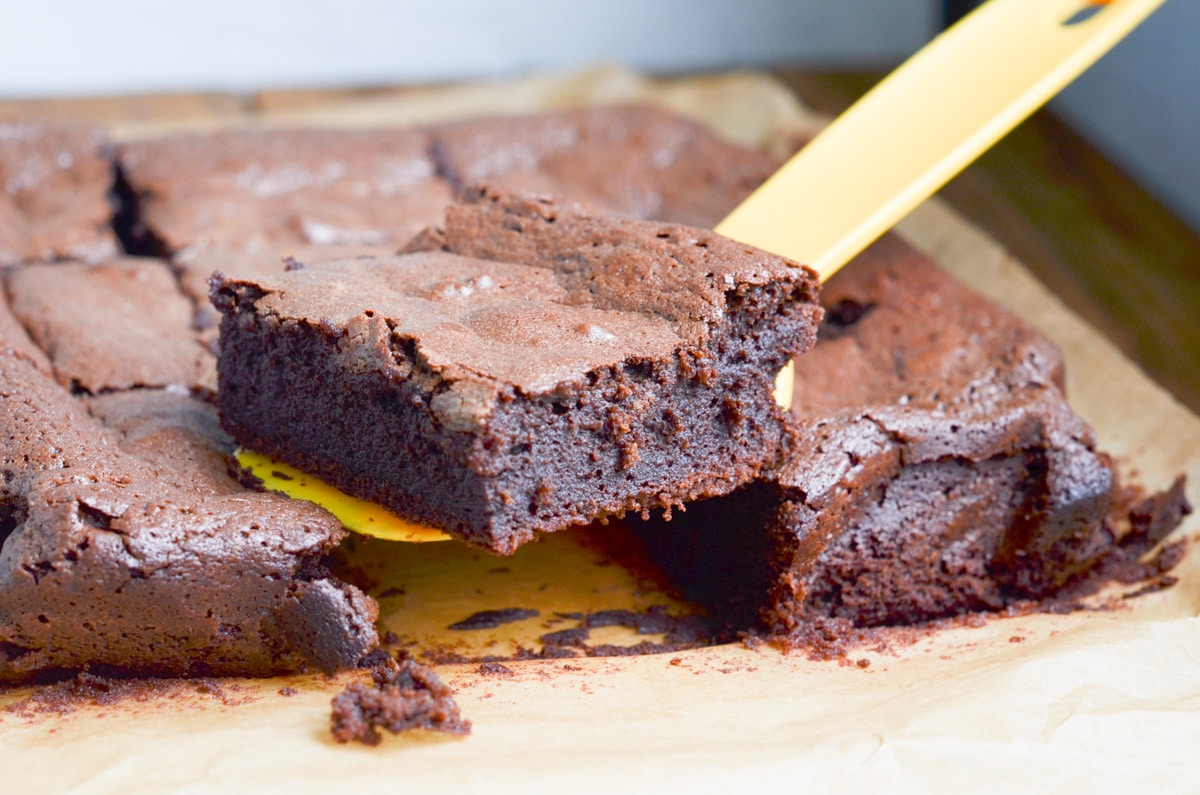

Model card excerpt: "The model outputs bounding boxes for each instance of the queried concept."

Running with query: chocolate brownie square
[6,257,216,395]
[633,236,1188,631]
[0,283,378,684]
[431,105,779,228]
[213,189,821,553]
[116,127,453,255]
[0,122,117,266]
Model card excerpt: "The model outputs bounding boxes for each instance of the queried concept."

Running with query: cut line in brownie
[213,189,821,554]
[0,288,378,684]
[632,235,1189,632]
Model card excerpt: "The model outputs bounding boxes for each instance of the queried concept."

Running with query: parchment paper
[3,65,1198,794]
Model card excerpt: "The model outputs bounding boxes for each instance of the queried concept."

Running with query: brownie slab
[214,190,821,553]
[6,257,216,395]
[116,127,453,255]
[0,122,118,266]
[431,105,780,228]
[115,105,780,262]
[0,290,378,684]
[633,235,1188,631]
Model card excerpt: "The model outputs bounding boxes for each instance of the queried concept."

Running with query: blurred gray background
[0,0,1195,234]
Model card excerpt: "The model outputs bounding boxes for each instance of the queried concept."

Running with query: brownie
[330,654,471,745]
[213,189,821,554]
[0,289,379,684]
[115,106,779,262]
[115,127,453,255]
[633,235,1188,631]
[5,257,217,395]
[0,122,118,266]
[431,105,780,228]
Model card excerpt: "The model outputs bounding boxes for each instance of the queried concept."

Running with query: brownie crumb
[449,608,540,630]
[330,654,470,745]
[278,686,298,697]
[771,616,930,663]
[420,606,721,665]
[512,644,580,661]
[3,672,249,719]
[535,607,719,657]
[820,298,875,339]
[476,662,513,677]
[587,640,681,657]
[585,607,675,633]
[539,628,591,648]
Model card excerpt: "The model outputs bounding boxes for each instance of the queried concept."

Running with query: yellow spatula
[241,0,1166,541]
[746,0,1164,413]
[718,0,1164,279]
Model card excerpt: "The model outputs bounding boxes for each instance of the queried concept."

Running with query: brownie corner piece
[213,192,821,553]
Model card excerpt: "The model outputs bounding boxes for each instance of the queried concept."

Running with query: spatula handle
[716,0,1166,280]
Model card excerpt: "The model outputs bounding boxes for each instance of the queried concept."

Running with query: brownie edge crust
[213,191,821,553]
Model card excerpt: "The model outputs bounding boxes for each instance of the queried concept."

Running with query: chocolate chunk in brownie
[213,189,821,553]
[0,122,118,266]
[432,105,779,228]
[0,289,378,684]
[632,235,1188,631]
[115,127,452,255]
[5,258,216,395]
